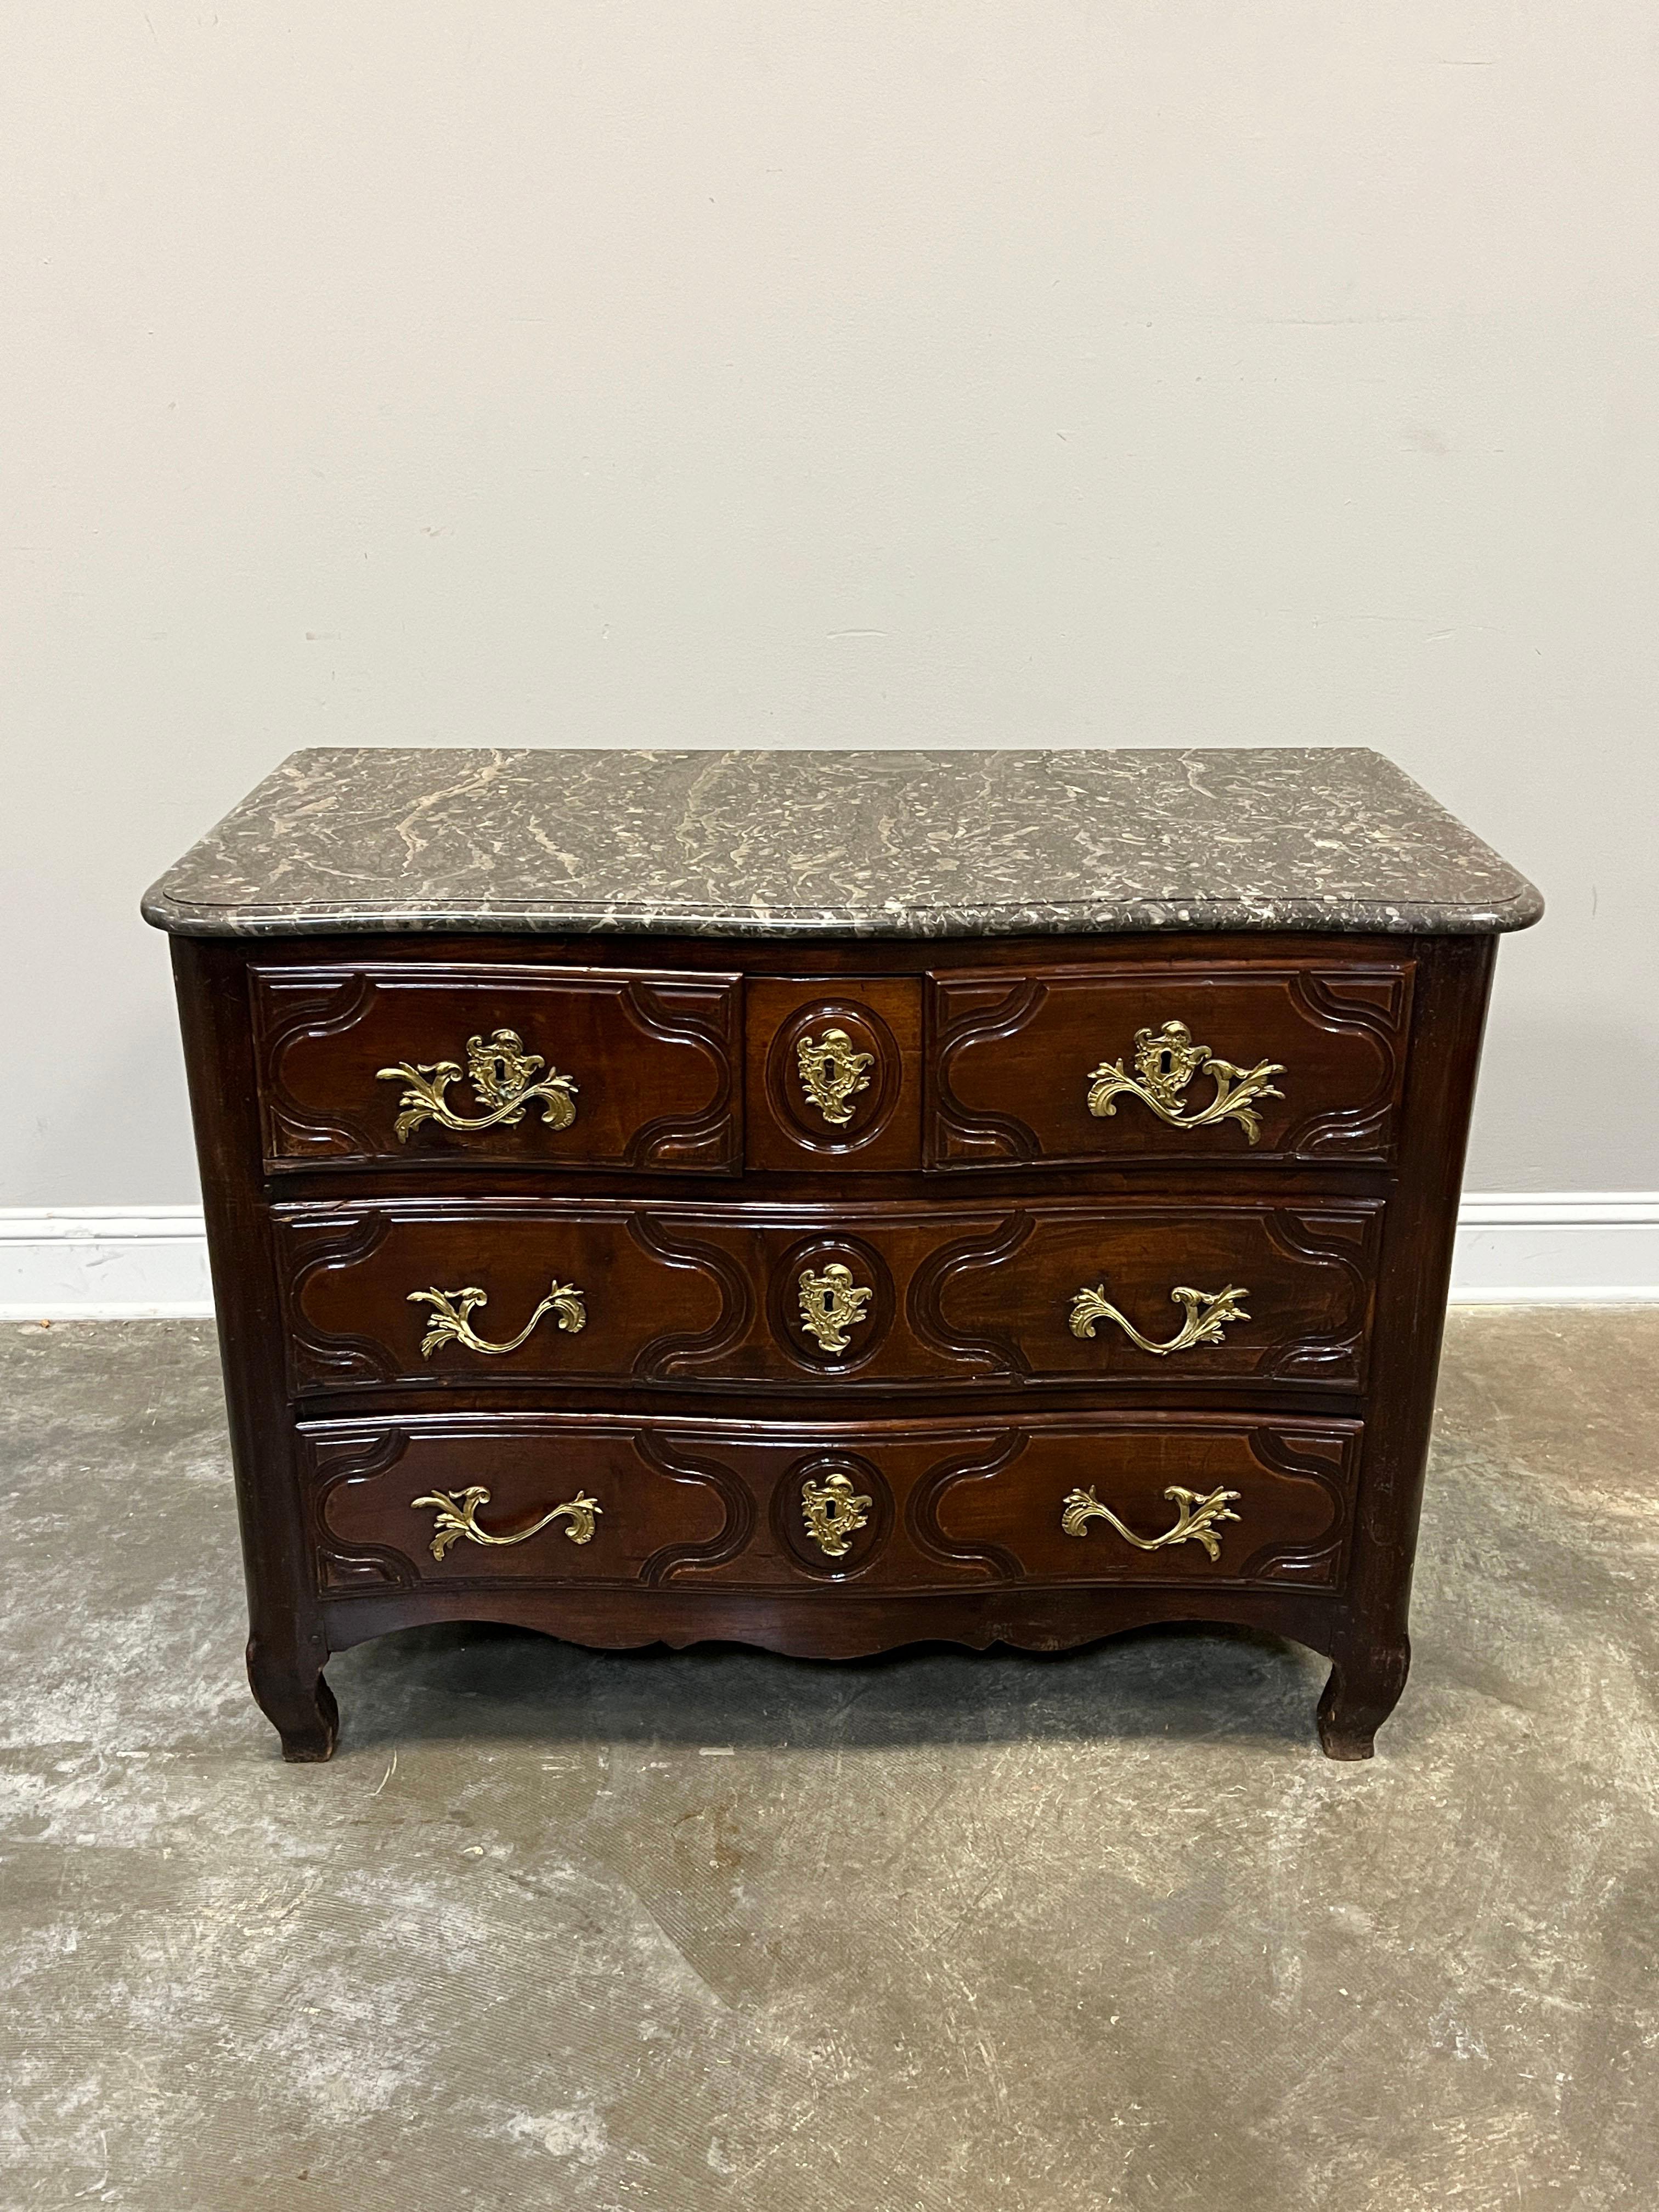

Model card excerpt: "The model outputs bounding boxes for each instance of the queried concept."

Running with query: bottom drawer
[302,1412,1358,1599]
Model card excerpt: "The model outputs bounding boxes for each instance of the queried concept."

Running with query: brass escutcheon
[796,1262,873,1355]
[800,1469,873,1558]
[795,1026,876,1127]
[377,1028,578,1142]
[1085,1019,1284,1145]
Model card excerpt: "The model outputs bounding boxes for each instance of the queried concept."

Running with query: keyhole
[1158,1049,1174,1075]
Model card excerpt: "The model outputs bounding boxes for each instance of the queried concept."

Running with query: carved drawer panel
[906,1199,1382,1391]
[929,957,1414,1169]
[301,1412,1358,1598]
[275,1201,729,1396]
[302,1418,738,1594]
[275,1195,1381,1397]
[914,1415,1357,1593]
[251,963,740,1173]
[743,977,922,1172]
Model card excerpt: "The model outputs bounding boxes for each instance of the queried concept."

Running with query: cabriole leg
[1316,1632,1409,1761]
[247,1634,340,1762]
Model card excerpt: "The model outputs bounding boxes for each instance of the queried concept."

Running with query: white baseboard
[1447,1194,1659,1305]
[1,1196,1656,1321]
[0,1209,215,1320]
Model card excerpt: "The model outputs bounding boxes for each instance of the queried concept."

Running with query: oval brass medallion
[776,1451,891,1574]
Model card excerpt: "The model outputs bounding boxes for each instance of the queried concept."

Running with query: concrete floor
[2,1314,1656,2211]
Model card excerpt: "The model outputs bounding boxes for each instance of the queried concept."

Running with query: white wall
[3,4,1655,1214]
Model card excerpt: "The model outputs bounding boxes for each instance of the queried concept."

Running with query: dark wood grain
[253,961,741,1174]
[1313,932,1494,1758]
[274,1193,1382,1398]
[931,955,1413,1170]
[172,937,338,1760]
[167,926,1500,1760]
[301,1409,1359,1598]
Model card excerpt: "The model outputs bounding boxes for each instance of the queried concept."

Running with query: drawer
[929,956,1414,1169]
[744,977,922,1172]
[304,1417,736,1594]
[251,962,741,1173]
[302,1412,1358,1596]
[276,1195,1382,1396]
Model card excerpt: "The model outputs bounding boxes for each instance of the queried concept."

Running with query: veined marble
[142,747,1543,939]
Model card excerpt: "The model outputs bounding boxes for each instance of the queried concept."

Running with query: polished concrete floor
[3,1312,1656,2211]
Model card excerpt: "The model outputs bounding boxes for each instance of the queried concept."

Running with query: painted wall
[3,4,1654,1206]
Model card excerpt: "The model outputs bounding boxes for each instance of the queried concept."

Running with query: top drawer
[929,957,1414,1170]
[252,964,741,1174]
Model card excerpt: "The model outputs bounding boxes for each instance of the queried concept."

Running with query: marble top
[142,747,1542,940]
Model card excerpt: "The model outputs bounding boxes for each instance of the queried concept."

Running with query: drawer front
[278,1200,730,1395]
[302,1413,1358,1597]
[305,1418,736,1594]
[277,1196,1381,1396]
[744,977,922,1172]
[929,958,1414,1169]
[252,963,741,1173]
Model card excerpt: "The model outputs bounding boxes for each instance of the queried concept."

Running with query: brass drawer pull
[409,1279,587,1360]
[796,1027,875,1126]
[1061,1484,1240,1561]
[1086,1020,1284,1144]
[412,1484,601,1560]
[377,1028,578,1142]
[1068,1280,1249,1356]
[801,1469,872,1558]
[797,1262,873,1354]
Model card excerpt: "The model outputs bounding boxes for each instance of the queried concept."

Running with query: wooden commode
[143,748,1542,1760]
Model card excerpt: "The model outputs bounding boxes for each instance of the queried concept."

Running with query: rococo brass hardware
[1068,1280,1250,1356]
[800,1469,873,1558]
[796,1026,875,1127]
[409,1279,587,1361]
[377,1028,578,1142]
[1086,1019,1285,1145]
[796,1262,873,1355]
[1060,1484,1242,1561]
[411,1484,602,1560]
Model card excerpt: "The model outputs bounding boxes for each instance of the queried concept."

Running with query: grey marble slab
[141,747,1542,939]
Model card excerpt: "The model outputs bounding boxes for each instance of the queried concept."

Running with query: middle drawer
[276,1195,1383,1398]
